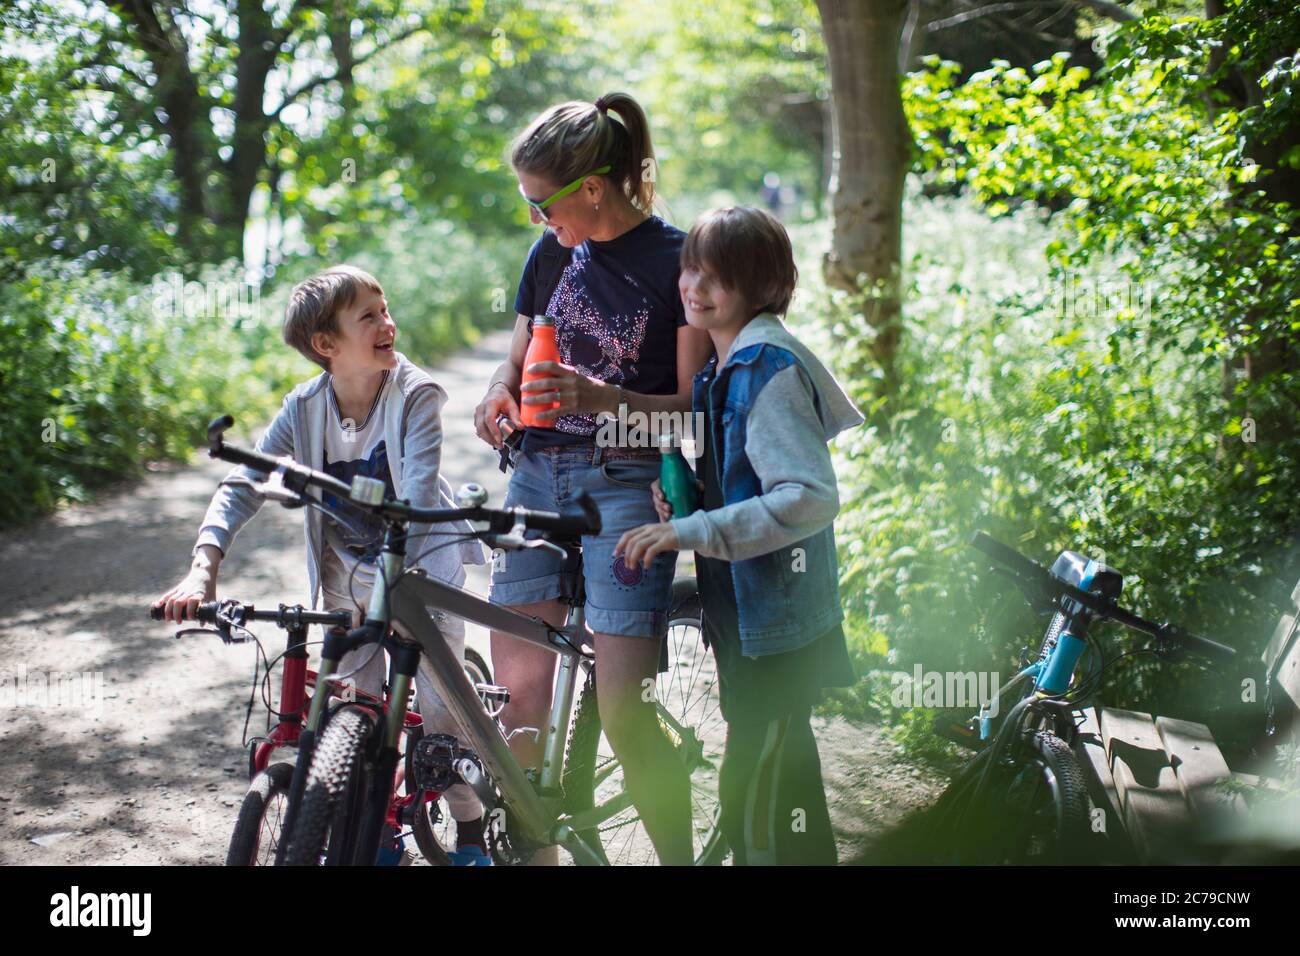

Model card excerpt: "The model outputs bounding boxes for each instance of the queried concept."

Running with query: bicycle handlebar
[149,600,352,630]
[205,415,601,536]
[970,531,1236,663]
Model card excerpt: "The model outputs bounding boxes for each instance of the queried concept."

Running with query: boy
[153,265,490,864]
[615,208,864,865]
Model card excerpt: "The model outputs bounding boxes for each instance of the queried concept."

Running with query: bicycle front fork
[353,636,420,864]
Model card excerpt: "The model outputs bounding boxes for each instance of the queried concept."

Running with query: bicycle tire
[561,584,727,865]
[284,705,376,866]
[923,730,1091,864]
[1005,730,1092,863]
[409,647,494,866]
[225,761,295,866]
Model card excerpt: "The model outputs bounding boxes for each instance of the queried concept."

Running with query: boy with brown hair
[154,265,490,863]
[617,208,863,864]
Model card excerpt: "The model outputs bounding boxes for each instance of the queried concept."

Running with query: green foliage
[579,0,827,223]
[0,0,590,277]
[901,9,1300,408]
[812,4,1300,758]
[271,1,595,261]
[0,260,305,527]
[268,215,521,367]
[821,187,1290,761]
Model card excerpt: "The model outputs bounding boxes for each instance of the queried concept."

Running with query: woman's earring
[594,203,600,212]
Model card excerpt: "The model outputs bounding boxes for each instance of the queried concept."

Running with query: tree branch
[266,22,425,121]
[925,2,1044,32]
[1067,0,1137,22]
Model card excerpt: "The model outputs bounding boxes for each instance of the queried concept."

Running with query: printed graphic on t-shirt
[322,440,394,562]
[547,258,651,436]
[513,218,688,442]
[322,375,393,563]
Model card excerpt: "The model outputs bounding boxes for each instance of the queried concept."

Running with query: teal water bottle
[658,430,698,517]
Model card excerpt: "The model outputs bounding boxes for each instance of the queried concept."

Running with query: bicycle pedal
[933,715,985,751]
[376,829,412,867]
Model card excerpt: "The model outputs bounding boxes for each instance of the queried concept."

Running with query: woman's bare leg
[490,598,567,865]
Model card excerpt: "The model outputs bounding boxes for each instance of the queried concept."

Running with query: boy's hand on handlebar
[474,383,523,449]
[615,521,679,570]
[153,567,218,624]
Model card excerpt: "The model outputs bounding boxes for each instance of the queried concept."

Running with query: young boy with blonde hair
[155,265,490,863]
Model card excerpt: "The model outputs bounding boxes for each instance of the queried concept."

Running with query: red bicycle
[151,599,498,865]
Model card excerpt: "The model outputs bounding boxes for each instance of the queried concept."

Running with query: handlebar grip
[1163,625,1237,664]
[970,531,1048,580]
[207,414,235,452]
[571,489,601,536]
[149,602,220,623]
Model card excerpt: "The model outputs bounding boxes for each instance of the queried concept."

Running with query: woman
[473,91,713,864]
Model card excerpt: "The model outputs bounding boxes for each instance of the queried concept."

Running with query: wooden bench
[1074,576,1300,863]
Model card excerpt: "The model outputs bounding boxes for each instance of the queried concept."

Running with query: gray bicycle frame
[367,551,608,863]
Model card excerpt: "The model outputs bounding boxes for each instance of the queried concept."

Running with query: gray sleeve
[193,396,296,557]
[671,363,839,562]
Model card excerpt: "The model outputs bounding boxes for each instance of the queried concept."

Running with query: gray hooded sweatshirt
[193,353,485,606]
[671,314,865,560]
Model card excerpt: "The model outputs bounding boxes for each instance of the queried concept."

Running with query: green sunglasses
[519,165,612,222]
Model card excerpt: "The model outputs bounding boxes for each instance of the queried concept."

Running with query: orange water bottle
[520,315,561,428]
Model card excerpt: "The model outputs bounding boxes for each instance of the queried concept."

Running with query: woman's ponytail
[511,91,659,212]
[597,92,656,212]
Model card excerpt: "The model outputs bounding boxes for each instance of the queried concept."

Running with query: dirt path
[0,330,943,864]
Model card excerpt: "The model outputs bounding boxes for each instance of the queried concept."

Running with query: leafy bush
[0,260,304,526]
[813,10,1300,762]
[809,188,1293,763]
[0,214,525,528]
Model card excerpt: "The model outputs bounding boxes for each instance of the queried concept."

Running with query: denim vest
[693,345,847,657]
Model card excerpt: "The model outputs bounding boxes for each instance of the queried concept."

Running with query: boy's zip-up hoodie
[193,352,486,606]
[673,314,864,657]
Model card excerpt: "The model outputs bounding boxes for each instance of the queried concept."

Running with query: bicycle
[150,599,499,865]
[919,531,1237,864]
[199,414,723,866]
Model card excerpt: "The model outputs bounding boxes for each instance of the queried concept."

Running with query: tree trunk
[816,0,913,395]
[112,0,215,261]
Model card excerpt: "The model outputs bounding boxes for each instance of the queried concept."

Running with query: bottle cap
[533,314,555,327]
[657,430,677,452]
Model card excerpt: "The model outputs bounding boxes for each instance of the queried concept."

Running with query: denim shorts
[487,444,675,639]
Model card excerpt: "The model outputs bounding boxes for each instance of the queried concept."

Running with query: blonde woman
[473,92,713,865]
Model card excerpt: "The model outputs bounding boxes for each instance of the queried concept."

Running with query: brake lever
[220,472,306,509]
[173,623,245,644]
[523,538,567,559]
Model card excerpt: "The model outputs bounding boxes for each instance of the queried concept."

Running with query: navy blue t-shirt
[513,216,687,448]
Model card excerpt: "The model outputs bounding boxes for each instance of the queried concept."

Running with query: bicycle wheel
[923,731,1091,864]
[284,705,376,866]
[561,584,728,865]
[409,647,495,866]
[1001,730,1092,863]
[225,761,294,866]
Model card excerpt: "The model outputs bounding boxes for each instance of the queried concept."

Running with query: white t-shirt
[320,372,393,604]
